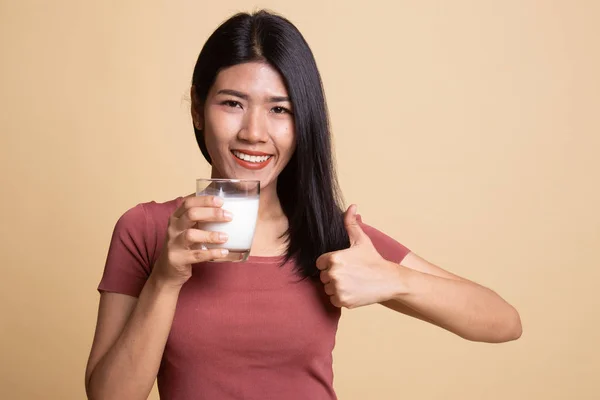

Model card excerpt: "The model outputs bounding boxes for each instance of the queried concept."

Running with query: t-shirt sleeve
[357,215,411,264]
[97,204,154,298]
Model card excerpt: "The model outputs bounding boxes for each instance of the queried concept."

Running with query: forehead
[211,62,289,97]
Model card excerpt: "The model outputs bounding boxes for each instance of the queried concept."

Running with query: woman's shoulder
[99,195,183,297]
[118,195,184,221]
[140,195,184,219]
[112,195,184,238]
[356,214,412,264]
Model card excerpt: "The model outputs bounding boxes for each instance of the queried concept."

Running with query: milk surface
[197,196,259,251]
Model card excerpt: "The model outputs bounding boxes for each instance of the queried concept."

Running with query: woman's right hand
[151,195,232,288]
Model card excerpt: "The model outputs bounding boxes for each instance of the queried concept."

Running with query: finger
[184,248,230,264]
[329,295,343,308]
[323,282,336,296]
[344,204,368,246]
[174,228,228,249]
[316,253,333,271]
[320,269,332,284]
[173,195,224,218]
[174,206,232,231]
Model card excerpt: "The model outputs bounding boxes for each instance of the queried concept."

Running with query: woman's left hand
[316,205,404,309]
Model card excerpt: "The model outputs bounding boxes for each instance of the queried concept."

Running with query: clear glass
[195,178,260,262]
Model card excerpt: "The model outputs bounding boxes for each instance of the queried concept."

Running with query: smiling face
[192,62,296,191]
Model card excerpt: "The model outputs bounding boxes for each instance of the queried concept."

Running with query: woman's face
[193,62,296,190]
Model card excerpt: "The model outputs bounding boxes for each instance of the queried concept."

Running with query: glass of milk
[195,178,260,262]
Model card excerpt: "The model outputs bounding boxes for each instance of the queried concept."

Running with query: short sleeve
[97,204,153,297]
[357,215,411,264]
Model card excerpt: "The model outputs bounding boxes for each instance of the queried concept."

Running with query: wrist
[381,259,413,301]
[147,271,184,297]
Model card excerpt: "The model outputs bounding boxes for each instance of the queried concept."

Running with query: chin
[212,150,286,191]
[237,172,275,190]
[214,166,273,188]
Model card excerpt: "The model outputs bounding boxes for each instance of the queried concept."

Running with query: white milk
[197,196,259,251]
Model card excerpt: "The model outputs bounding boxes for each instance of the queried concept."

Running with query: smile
[231,150,273,170]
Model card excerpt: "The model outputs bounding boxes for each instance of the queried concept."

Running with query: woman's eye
[223,100,242,108]
[272,106,291,114]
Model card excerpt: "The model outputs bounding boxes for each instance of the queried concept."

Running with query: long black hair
[191,10,349,279]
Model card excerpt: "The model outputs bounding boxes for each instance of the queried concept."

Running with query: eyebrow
[216,89,290,103]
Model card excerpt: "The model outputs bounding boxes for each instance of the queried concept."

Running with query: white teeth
[233,151,272,163]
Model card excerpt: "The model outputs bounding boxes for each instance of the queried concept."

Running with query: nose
[237,107,268,143]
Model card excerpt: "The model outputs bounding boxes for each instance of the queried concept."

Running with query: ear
[190,86,204,130]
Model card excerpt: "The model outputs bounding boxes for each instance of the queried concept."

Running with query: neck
[257,181,284,221]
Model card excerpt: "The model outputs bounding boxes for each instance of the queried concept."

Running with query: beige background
[1,0,599,399]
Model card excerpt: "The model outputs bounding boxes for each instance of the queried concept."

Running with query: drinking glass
[195,178,260,262]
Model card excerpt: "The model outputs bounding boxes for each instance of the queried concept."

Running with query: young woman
[85,10,522,400]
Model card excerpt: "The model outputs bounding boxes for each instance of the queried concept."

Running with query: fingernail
[213,196,224,206]
[218,232,229,241]
[223,210,233,220]
[221,249,229,255]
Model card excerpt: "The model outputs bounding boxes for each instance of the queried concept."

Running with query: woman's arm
[86,195,231,399]
[85,276,181,400]
[317,205,522,344]
[380,252,522,343]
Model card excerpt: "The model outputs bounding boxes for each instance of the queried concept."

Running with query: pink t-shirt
[98,196,410,400]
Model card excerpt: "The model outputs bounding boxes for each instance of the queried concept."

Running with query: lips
[231,150,273,170]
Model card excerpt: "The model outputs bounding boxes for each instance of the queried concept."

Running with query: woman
[85,10,522,400]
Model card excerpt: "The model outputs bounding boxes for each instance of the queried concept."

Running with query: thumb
[344,204,367,246]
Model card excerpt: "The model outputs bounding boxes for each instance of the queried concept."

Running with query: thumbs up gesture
[316,205,403,309]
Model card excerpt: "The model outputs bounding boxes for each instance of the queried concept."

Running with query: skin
[85,61,522,400]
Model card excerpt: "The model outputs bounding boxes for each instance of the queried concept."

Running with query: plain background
[1,0,598,399]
